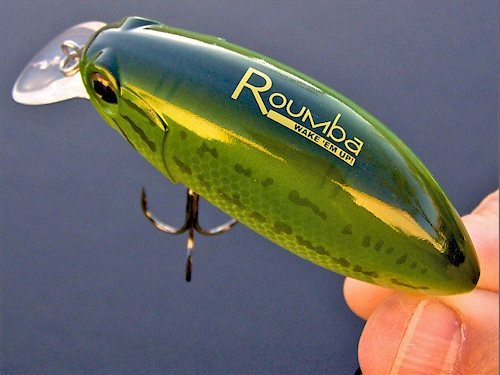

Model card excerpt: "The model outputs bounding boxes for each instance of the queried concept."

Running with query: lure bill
[13,17,480,295]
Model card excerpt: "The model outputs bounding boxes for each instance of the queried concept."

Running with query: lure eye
[91,72,118,104]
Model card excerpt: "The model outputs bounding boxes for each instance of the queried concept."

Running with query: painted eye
[91,72,118,104]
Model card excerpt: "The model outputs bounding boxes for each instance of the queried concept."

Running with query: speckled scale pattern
[79,17,480,295]
[166,126,440,292]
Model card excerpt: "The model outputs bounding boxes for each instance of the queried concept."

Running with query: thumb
[358,293,464,375]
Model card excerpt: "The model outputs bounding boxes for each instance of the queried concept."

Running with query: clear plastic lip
[12,21,106,105]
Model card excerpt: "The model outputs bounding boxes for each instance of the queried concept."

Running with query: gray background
[1,1,498,374]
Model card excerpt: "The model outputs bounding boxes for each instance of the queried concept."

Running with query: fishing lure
[13,17,480,294]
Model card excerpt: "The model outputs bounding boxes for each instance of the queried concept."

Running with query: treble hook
[141,188,238,282]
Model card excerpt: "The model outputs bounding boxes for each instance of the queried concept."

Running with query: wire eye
[91,72,117,104]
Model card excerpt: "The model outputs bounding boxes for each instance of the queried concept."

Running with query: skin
[344,190,499,374]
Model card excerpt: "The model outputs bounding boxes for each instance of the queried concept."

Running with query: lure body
[19,17,480,294]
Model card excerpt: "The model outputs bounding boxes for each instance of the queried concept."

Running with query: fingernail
[391,299,463,375]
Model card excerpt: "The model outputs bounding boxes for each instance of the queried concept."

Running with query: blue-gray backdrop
[1,1,498,374]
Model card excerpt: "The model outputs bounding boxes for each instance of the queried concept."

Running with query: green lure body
[74,17,478,294]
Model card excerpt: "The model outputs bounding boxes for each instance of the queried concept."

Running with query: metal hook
[141,188,238,281]
[59,40,82,76]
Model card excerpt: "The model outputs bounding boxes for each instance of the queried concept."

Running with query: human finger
[357,289,498,375]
